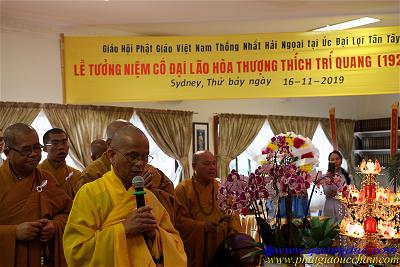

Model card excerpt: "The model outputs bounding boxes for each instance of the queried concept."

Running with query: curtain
[217,114,266,180]
[137,109,193,181]
[43,103,133,169]
[320,118,356,175]
[243,120,274,163]
[267,115,320,218]
[0,101,41,129]
[267,115,320,138]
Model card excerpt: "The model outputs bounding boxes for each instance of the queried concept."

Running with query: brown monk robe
[175,151,243,267]
[39,128,81,199]
[77,120,179,224]
[39,159,80,198]
[77,152,110,187]
[0,128,4,167]
[0,123,72,267]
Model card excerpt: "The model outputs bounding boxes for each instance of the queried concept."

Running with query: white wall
[1,29,63,102]
[1,23,399,152]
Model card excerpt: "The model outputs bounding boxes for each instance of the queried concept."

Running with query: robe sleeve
[122,192,187,267]
[63,186,122,267]
[0,225,17,266]
[225,211,243,234]
[149,169,179,225]
[52,214,69,267]
[154,202,187,266]
[70,169,81,196]
[175,183,207,267]
[76,171,95,191]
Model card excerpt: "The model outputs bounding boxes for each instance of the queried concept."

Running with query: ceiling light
[313,17,380,32]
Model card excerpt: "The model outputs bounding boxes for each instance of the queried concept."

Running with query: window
[30,111,81,170]
[229,120,273,175]
[30,111,177,186]
[311,123,348,173]
[130,113,178,186]
[228,121,344,216]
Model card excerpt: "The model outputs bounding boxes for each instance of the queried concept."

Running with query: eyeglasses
[8,144,44,156]
[114,149,153,164]
[45,140,69,147]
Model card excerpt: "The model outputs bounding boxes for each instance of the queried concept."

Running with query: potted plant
[217,132,335,266]
[387,152,400,191]
[300,217,340,267]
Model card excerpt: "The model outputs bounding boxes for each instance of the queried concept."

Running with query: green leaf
[318,238,332,248]
[326,229,339,239]
[323,218,340,237]
[302,236,317,248]
[387,152,400,186]
[310,217,321,228]
[310,225,323,240]
[242,249,263,259]
[304,228,312,237]
[300,217,339,249]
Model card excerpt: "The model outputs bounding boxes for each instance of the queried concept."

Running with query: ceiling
[1,0,399,36]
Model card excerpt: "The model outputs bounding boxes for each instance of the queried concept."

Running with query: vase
[302,253,335,267]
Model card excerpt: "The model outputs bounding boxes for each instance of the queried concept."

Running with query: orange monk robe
[0,160,72,267]
[63,167,187,267]
[77,153,179,225]
[175,178,243,267]
[39,159,81,198]
[142,165,179,225]
[77,153,110,189]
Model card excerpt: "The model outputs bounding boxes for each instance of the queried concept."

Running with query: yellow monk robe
[0,160,72,267]
[39,159,81,198]
[63,167,187,267]
[77,152,179,225]
[175,178,243,267]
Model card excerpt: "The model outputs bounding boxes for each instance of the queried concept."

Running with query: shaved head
[192,150,213,166]
[91,139,107,152]
[110,125,147,150]
[90,139,107,161]
[106,119,132,140]
[3,123,41,177]
[4,123,37,148]
[108,125,149,188]
[192,150,216,184]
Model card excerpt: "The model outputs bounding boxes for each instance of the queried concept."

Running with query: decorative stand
[339,160,400,265]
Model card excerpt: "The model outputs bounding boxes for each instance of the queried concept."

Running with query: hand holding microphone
[132,175,146,208]
[123,176,157,239]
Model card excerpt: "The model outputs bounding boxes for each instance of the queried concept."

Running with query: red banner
[391,102,399,158]
[329,108,338,151]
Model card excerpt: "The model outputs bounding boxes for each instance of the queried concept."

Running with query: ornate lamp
[339,159,400,257]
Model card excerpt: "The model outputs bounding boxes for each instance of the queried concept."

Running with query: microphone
[132,176,146,208]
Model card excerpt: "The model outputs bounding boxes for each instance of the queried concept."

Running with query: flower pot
[303,253,335,267]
